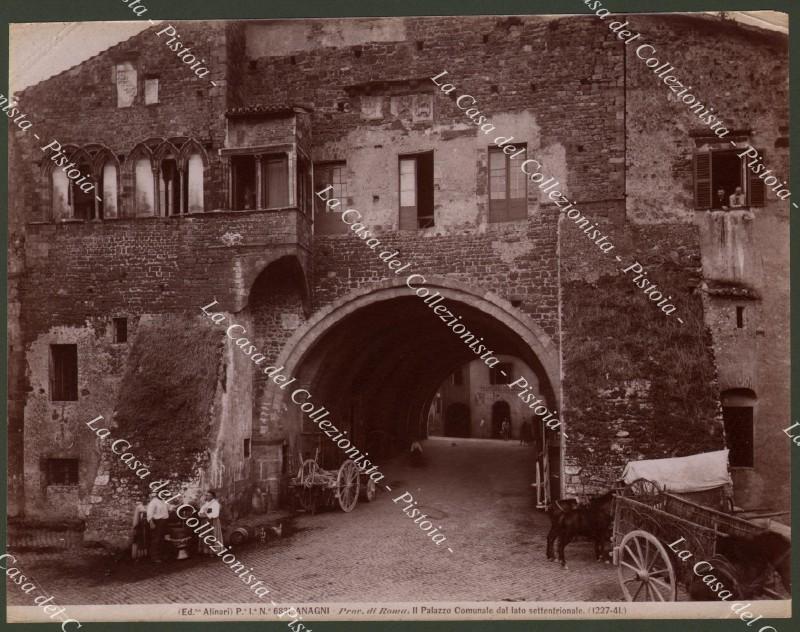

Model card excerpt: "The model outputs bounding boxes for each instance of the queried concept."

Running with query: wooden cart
[612,478,772,601]
[290,450,376,514]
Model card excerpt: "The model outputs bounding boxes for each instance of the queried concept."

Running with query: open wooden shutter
[694,151,712,209]
[399,157,417,230]
[748,148,766,207]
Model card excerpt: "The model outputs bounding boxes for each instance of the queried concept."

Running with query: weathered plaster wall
[239,15,625,205]
[22,318,137,519]
[701,206,790,514]
[626,14,789,224]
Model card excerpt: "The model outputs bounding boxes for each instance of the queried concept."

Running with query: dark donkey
[546,491,615,569]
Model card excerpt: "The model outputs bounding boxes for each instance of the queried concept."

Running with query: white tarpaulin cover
[621,449,732,493]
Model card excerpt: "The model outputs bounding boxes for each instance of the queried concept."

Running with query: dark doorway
[491,400,511,439]
[444,402,470,437]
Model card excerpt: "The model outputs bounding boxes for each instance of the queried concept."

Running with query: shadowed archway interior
[285,295,557,467]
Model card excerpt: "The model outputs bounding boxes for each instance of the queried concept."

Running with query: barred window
[45,458,79,485]
[50,344,78,401]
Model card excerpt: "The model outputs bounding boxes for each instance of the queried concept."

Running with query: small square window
[144,77,159,105]
[45,458,79,485]
[113,317,128,343]
[50,344,78,401]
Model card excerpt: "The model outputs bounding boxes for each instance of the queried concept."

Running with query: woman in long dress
[130,498,149,560]
[198,491,223,555]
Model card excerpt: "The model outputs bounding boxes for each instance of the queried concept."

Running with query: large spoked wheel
[336,460,361,512]
[361,476,377,502]
[623,478,663,498]
[296,459,319,513]
[618,530,677,602]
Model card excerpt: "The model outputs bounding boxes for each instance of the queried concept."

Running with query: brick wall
[313,215,560,338]
[13,22,231,218]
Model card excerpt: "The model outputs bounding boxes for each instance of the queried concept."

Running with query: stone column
[255,154,263,209]
[152,162,162,217]
[179,168,185,214]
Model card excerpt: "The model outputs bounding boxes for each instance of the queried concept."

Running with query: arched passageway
[259,279,561,490]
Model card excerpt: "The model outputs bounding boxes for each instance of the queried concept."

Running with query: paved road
[8,437,621,604]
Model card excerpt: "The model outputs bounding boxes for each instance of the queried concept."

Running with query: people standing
[713,187,729,210]
[131,497,149,561]
[146,492,169,563]
[729,186,746,208]
[198,491,223,555]
[501,419,511,441]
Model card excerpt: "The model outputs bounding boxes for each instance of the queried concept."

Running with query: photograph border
[1,0,796,630]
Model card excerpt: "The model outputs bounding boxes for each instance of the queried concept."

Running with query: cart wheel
[361,476,376,502]
[623,478,663,499]
[618,530,677,602]
[296,459,319,513]
[336,460,361,512]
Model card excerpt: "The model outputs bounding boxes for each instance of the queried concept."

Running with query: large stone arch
[282,277,556,383]
[257,276,560,451]
[232,248,312,313]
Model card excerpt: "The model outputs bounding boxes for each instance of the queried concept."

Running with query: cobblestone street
[9,437,621,605]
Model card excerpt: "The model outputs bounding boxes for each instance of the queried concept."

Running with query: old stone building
[7,14,789,545]
[429,356,542,439]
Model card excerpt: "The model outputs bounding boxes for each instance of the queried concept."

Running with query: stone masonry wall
[313,215,560,338]
[13,22,231,218]
[559,218,724,496]
[238,16,626,206]
[625,14,789,223]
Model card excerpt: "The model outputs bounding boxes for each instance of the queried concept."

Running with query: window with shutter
[489,144,527,221]
[694,151,712,209]
[748,148,766,207]
[398,152,434,229]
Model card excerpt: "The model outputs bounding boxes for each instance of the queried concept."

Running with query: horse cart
[612,450,789,602]
[289,449,376,514]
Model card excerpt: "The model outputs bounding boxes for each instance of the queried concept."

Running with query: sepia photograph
[3,1,793,627]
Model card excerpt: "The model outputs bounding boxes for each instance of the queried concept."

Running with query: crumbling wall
[84,314,226,546]
[560,221,724,496]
